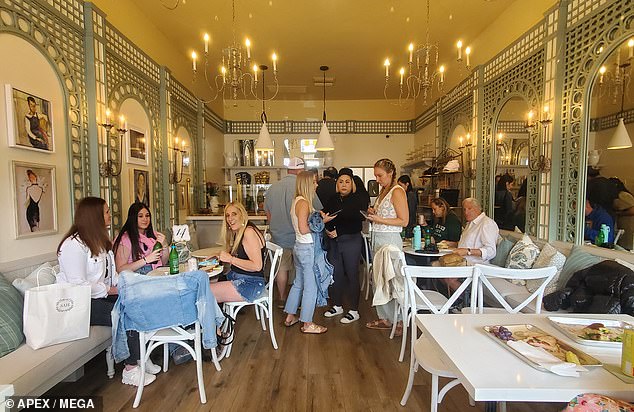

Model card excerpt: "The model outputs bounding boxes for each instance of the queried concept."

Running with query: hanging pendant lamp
[316,65,335,151]
[255,65,274,150]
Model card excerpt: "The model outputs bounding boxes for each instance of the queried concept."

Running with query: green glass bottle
[152,241,162,252]
[169,244,179,275]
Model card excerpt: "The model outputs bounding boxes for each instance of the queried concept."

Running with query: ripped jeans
[227,271,266,302]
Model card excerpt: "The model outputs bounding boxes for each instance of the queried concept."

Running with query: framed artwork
[132,169,150,206]
[5,85,54,153]
[12,161,58,239]
[125,125,149,166]
[178,184,188,210]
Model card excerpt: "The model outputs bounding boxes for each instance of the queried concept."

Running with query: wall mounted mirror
[585,38,634,249]
[493,96,530,232]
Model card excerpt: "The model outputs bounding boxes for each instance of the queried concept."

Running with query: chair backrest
[473,264,557,314]
[402,264,477,315]
[362,232,372,264]
[265,241,283,300]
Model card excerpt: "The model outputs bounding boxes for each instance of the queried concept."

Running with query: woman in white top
[365,158,409,334]
[284,171,328,334]
[56,197,157,387]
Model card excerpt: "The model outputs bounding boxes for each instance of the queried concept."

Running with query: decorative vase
[588,149,600,167]
[224,152,236,167]
[210,196,220,214]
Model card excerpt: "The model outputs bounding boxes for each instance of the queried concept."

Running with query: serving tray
[483,324,602,372]
[548,316,632,348]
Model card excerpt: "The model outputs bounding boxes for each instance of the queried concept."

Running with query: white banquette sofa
[484,230,634,312]
[0,255,113,412]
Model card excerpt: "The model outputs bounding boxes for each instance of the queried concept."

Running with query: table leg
[484,401,497,412]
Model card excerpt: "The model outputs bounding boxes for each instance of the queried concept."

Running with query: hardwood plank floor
[48,297,566,411]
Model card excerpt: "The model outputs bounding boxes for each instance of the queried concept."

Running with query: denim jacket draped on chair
[111,270,226,363]
[308,211,334,307]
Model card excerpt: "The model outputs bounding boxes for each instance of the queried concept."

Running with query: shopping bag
[23,283,91,349]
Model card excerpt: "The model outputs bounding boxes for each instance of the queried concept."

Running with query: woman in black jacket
[320,168,365,324]
[494,174,514,230]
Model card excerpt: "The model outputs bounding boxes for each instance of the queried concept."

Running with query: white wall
[204,121,225,185]
[0,34,71,263]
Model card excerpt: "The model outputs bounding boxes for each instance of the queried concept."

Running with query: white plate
[548,316,631,348]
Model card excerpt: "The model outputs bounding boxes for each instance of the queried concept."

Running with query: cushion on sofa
[491,237,515,267]
[505,234,540,285]
[527,243,566,295]
[12,263,57,296]
[557,245,603,290]
[0,274,24,358]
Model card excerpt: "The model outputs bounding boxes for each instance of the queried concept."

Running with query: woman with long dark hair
[494,174,514,230]
[113,202,168,274]
[397,175,418,237]
[56,197,158,387]
[429,197,462,247]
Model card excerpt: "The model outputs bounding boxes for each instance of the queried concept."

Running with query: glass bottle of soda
[169,244,179,275]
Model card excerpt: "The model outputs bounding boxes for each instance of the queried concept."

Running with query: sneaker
[122,366,156,387]
[144,359,161,375]
[340,310,360,324]
[324,305,344,318]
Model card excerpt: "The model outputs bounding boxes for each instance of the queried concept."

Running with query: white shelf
[402,158,434,170]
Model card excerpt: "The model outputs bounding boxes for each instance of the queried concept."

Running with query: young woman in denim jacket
[56,197,158,387]
[113,202,168,275]
[284,171,328,334]
[210,202,267,303]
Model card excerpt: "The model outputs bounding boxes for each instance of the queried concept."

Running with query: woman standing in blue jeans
[284,171,327,334]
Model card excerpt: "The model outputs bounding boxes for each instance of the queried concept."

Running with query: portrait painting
[133,169,150,207]
[126,125,149,166]
[5,85,54,153]
[12,161,58,239]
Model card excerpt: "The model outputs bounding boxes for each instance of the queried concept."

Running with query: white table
[415,313,634,409]
[403,247,452,266]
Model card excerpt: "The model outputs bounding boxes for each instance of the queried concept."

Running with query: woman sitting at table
[209,202,267,304]
[321,168,365,324]
[429,197,462,247]
[113,202,168,275]
[56,197,158,387]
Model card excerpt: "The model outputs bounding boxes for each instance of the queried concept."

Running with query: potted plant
[206,182,220,214]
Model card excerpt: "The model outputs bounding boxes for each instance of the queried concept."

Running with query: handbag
[439,253,467,267]
[23,270,91,349]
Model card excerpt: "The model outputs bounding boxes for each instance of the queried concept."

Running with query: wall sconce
[170,137,187,184]
[525,106,552,172]
[459,132,476,179]
[98,109,127,178]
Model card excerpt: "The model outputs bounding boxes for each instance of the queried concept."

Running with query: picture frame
[132,169,150,207]
[125,124,149,166]
[12,161,58,239]
[5,85,55,153]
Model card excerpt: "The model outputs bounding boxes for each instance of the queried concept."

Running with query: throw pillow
[556,245,603,290]
[506,233,540,270]
[0,273,25,357]
[490,237,515,267]
[12,262,57,296]
[527,243,566,295]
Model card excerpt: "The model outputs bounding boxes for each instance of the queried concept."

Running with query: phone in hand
[329,209,343,216]
[359,210,368,219]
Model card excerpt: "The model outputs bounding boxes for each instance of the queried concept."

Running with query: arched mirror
[585,38,634,250]
[493,96,530,232]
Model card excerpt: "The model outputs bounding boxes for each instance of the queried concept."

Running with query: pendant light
[607,78,632,149]
[255,64,274,150]
[316,65,335,151]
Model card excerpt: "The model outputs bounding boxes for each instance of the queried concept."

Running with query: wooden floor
[48,298,567,412]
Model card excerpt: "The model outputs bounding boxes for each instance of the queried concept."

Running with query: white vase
[224,152,236,167]
[588,149,600,167]
[210,196,220,214]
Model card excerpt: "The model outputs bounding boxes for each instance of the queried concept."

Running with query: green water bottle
[152,241,162,252]
[169,244,179,275]
[594,227,604,247]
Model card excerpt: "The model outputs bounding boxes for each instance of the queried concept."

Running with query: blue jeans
[227,271,266,302]
[284,242,317,323]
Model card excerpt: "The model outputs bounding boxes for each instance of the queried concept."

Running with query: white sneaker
[122,366,156,387]
[324,305,344,318]
[144,359,161,375]
[340,311,360,324]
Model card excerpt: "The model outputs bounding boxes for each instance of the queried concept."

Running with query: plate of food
[548,316,631,348]
[483,324,602,371]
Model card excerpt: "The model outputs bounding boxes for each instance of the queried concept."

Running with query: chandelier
[383,0,445,106]
[597,39,633,105]
[191,0,279,105]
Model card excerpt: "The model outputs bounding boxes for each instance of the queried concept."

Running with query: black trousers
[91,296,140,366]
[327,233,363,311]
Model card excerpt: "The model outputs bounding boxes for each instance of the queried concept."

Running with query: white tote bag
[23,282,91,349]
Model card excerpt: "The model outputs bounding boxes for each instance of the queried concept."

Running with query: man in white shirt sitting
[444,197,499,291]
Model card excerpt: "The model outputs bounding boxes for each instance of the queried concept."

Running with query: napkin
[507,340,587,377]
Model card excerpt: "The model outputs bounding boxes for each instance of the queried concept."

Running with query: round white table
[191,247,224,258]
[147,265,223,278]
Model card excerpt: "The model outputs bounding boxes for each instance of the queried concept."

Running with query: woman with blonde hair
[210,202,267,303]
[429,197,462,247]
[284,171,327,334]
[365,158,409,334]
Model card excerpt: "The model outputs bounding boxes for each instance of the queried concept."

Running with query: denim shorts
[227,271,266,302]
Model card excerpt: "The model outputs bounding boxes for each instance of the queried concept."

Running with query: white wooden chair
[400,265,477,412]
[360,232,373,300]
[473,264,557,314]
[222,241,283,357]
